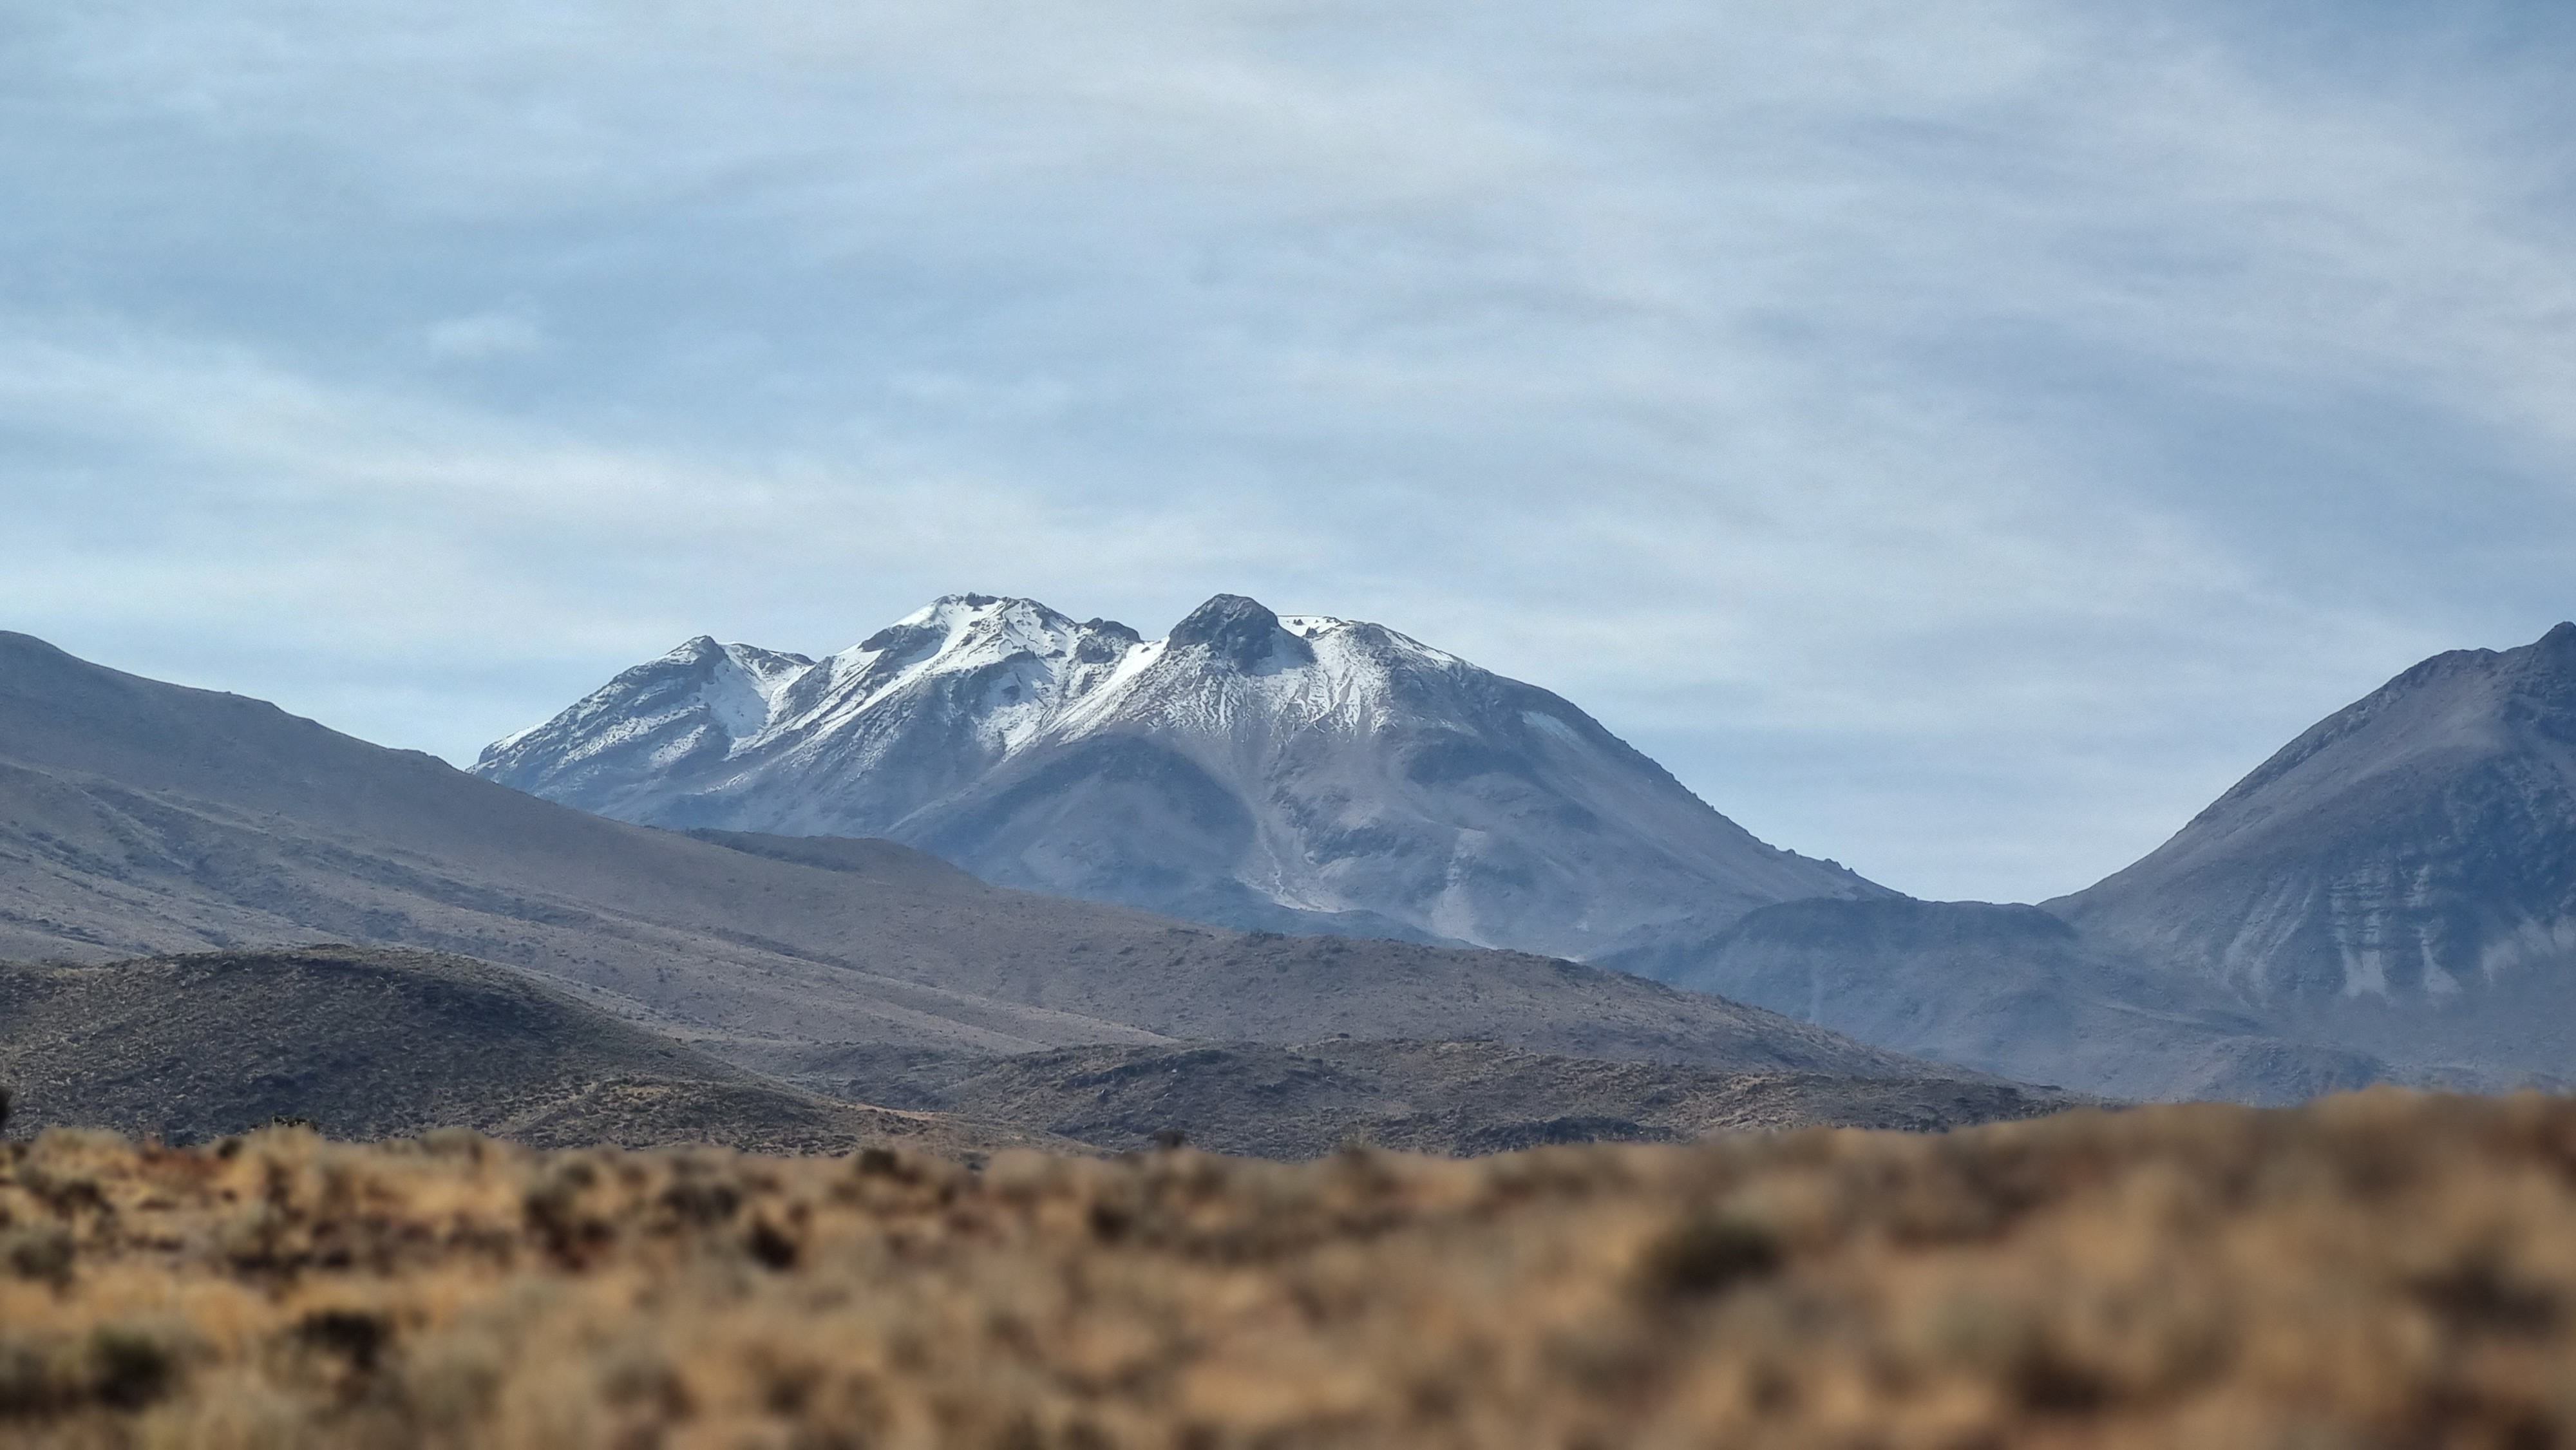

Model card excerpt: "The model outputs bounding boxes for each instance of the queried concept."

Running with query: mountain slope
[0,630,1937,1083]
[475,593,1888,956]
[2055,622,2576,1077]
[0,946,1029,1153]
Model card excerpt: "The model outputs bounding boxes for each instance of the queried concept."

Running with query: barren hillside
[0,946,1030,1157]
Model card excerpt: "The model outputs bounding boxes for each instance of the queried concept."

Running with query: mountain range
[12,590,2576,1125]
[485,601,2576,1104]
[0,627,2051,1153]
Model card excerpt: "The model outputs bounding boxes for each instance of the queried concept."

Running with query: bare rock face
[475,594,1889,958]
[2054,623,2576,1078]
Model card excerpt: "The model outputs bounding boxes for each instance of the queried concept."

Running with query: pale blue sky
[6,1,2575,901]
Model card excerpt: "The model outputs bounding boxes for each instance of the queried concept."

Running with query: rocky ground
[5,1089,2575,1447]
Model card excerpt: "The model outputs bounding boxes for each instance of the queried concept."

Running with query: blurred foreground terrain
[8,1091,2576,1447]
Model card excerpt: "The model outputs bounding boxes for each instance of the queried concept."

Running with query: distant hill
[473,593,1888,956]
[0,630,1949,1087]
[0,946,1028,1154]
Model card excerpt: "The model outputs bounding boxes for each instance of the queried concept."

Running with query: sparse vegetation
[7,1090,2576,1446]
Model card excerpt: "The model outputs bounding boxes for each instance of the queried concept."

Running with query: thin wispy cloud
[4,1,2571,899]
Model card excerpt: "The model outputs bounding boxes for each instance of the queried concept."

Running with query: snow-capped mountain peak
[770,594,1128,753]
[477,592,1889,954]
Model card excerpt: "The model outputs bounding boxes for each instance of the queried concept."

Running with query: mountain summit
[476,594,1888,956]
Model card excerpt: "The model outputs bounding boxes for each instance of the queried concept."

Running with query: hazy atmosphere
[8,0,2574,902]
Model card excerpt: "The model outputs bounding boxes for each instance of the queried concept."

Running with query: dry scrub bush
[6,1091,2576,1447]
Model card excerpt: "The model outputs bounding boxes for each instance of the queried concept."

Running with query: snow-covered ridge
[475,592,1888,959]
[525,595,1464,770]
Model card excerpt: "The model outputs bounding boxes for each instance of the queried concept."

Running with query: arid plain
[9,1089,2576,1449]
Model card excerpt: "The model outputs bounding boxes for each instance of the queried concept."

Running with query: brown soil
[8,1090,2576,1447]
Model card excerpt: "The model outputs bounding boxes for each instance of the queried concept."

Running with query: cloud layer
[6,0,2574,900]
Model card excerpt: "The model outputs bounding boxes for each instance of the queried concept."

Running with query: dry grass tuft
[7,1090,2576,1446]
